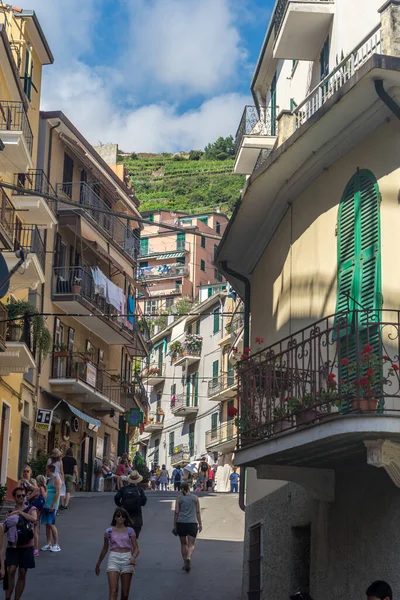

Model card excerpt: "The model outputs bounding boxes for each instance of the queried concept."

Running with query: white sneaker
[41,544,51,551]
[50,545,61,552]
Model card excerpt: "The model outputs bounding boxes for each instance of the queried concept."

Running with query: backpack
[200,462,208,472]
[16,509,34,546]
[174,470,181,482]
[121,486,142,513]
[31,491,45,511]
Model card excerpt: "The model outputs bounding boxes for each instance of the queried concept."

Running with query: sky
[28,0,273,153]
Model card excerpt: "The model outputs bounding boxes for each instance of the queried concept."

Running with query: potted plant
[81,348,94,362]
[273,402,292,433]
[6,300,52,360]
[72,277,82,294]
[170,340,183,361]
[288,395,319,426]
[54,343,69,358]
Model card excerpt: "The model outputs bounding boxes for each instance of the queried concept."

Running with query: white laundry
[107,278,126,313]
[91,267,107,298]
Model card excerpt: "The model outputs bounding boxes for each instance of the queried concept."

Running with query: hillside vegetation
[120,137,245,216]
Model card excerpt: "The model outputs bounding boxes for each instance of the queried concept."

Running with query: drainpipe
[374,79,400,119]
[221,261,250,512]
[47,121,60,181]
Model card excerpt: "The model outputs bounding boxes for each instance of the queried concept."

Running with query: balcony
[0,100,33,173]
[172,335,203,367]
[49,355,129,411]
[234,106,277,175]
[170,444,191,467]
[0,316,36,375]
[140,362,166,386]
[52,266,140,345]
[133,371,150,413]
[206,421,236,453]
[273,0,335,60]
[3,225,46,290]
[56,182,140,263]
[144,411,165,433]
[13,171,58,228]
[170,393,199,417]
[235,310,400,481]
[208,373,237,401]
[139,263,189,281]
[139,242,190,259]
[146,283,182,297]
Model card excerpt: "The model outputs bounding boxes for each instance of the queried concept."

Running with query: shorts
[174,482,181,491]
[198,472,207,481]
[6,546,35,570]
[41,508,57,525]
[107,552,134,574]
[176,522,198,538]
[64,474,75,494]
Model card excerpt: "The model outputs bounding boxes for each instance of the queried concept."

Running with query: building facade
[138,288,240,491]
[217,1,400,598]
[138,210,229,321]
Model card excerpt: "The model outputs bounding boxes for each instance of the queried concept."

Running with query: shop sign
[96,437,104,459]
[86,363,97,388]
[126,408,144,427]
[35,409,53,432]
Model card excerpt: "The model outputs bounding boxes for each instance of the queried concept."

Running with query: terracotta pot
[273,419,292,434]
[54,350,68,358]
[352,397,378,413]
[72,285,81,294]
[8,324,22,342]
[295,409,320,426]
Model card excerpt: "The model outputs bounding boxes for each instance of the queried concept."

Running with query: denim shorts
[41,508,57,525]
[107,552,134,574]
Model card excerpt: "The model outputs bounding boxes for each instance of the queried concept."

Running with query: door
[270,72,277,136]
[0,403,10,484]
[320,37,330,98]
[192,372,199,407]
[18,422,29,478]
[227,359,235,387]
[80,435,94,492]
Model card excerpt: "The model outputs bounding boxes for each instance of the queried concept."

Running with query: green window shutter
[201,235,206,248]
[148,214,154,223]
[169,432,174,456]
[140,238,149,255]
[320,37,330,81]
[196,319,200,335]
[227,360,235,387]
[176,256,185,265]
[200,260,205,271]
[177,233,185,250]
[189,423,195,456]
[192,372,199,406]
[211,412,218,430]
[336,178,357,325]
[216,222,220,235]
[270,72,277,136]
[186,379,191,406]
[198,216,208,225]
[212,360,219,385]
[213,307,220,334]
[207,287,213,298]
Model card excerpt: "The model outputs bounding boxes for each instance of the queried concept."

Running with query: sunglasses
[16,494,26,499]
[115,513,124,518]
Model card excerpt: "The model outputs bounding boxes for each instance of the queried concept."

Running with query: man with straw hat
[114,471,147,538]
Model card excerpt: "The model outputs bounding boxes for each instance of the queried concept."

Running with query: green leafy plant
[0,483,7,504]
[28,454,50,479]
[135,461,150,483]
[169,340,183,355]
[7,300,52,360]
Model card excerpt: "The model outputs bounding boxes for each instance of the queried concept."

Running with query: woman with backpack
[27,475,47,557]
[158,465,169,491]
[95,507,139,600]
[3,486,37,599]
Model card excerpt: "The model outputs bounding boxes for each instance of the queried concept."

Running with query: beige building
[218,1,400,598]
[138,210,229,320]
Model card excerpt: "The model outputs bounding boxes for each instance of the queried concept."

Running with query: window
[248,524,262,600]
[216,222,221,234]
[140,238,149,256]
[189,423,195,456]
[169,432,175,456]
[148,214,154,223]
[154,439,160,466]
[145,299,158,315]
[192,372,199,406]
[214,269,222,283]
[175,279,182,290]
[198,216,208,225]
[207,287,213,298]
[62,153,74,197]
[171,383,176,396]
[195,319,200,335]
[187,324,192,334]
[200,260,205,272]
[227,399,234,420]
[214,244,218,262]
[212,360,219,385]
[213,307,220,334]
[23,48,33,101]
[320,37,330,87]
[140,261,148,268]
[165,298,174,308]
[176,256,186,265]
[291,526,311,594]
[186,379,191,406]
[181,218,192,225]
[176,233,185,250]
[201,235,206,248]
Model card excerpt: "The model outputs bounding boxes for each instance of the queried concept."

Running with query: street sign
[35,408,53,432]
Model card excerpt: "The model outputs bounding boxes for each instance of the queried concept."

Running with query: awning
[155,252,186,260]
[40,388,101,428]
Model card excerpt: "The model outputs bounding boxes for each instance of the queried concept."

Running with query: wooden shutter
[212,360,219,385]
[213,307,220,334]
[192,372,199,407]
[189,423,195,456]
[211,412,218,430]
[336,179,357,317]
[186,379,191,406]
[169,432,174,456]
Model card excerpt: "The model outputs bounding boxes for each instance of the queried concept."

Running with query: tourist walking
[40,464,61,553]
[115,460,129,490]
[114,471,147,539]
[173,482,202,572]
[61,448,79,510]
[229,468,240,493]
[158,465,169,491]
[26,474,47,557]
[95,508,139,600]
[3,486,37,599]
[172,466,183,491]
[198,457,210,492]
[47,449,65,514]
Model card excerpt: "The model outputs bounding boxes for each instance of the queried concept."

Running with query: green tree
[189,150,204,161]
[204,136,236,160]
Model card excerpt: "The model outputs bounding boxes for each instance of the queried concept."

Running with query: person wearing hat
[47,449,65,515]
[114,471,147,538]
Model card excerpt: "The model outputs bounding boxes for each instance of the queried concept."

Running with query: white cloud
[126,0,247,97]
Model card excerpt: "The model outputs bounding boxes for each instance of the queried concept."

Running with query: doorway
[0,403,11,484]
[18,422,30,479]
[80,434,94,491]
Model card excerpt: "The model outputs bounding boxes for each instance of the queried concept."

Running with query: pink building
[138,210,229,315]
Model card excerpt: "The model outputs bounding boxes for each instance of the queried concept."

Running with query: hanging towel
[127,296,135,325]
[106,278,125,312]
[91,267,107,298]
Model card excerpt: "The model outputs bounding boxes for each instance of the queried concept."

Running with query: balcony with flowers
[233,311,400,484]
[140,362,166,386]
[171,334,203,367]
[143,410,165,433]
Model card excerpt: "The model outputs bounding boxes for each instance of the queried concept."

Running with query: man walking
[172,466,183,492]
[41,464,61,552]
[229,468,240,493]
[366,581,392,600]
[114,470,147,538]
[197,457,210,492]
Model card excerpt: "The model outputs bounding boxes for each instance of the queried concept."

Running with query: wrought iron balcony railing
[134,371,149,410]
[11,225,45,272]
[14,170,57,215]
[0,100,33,155]
[206,421,236,448]
[170,393,198,412]
[56,181,140,261]
[170,444,190,463]
[238,309,400,447]
[140,362,166,380]
[235,106,278,159]
[208,372,236,398]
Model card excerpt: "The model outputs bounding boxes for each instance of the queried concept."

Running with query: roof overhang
[217,54,400,297]
[0,25,27,109]
[16,11,54,65]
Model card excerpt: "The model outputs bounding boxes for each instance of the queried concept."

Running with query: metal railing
[11,225,45,272]
[0,303,6,347]
[139,263,189,280]
[171,444,190,463]
[0,188,15,244]
[206,421,236,449]
[0,100,33,155]
[148,283,182,296]
[135,303,151,346]
[235,106,278,159]
[171,393,198,412]
[140,362,166,380]
[5,315,34,354]
[208,372,236,397]
[146,411,165,425]
[51,354,129,409]
[294,25,381,129]
[230,300,245,346]
[172,335,203,362]
[139,241,191,257]
[56,181,140,261]
[238,309,400,446]
[134,371,149,410]
[14,170,57,215]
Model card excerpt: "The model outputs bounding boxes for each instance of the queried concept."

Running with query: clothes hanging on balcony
[107,278,125,313]
[127,296,135,326]
[91,267,107,298]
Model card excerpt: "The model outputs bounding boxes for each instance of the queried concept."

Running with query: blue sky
[29,0,273,152]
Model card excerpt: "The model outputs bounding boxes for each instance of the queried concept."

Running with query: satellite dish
[0,252,10,298]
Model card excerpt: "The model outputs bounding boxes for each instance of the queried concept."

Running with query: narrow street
[28,491,244,600]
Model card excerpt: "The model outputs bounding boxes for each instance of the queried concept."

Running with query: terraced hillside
[121,153,245,215]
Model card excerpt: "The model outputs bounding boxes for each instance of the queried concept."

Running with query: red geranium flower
[383,355,390,361]
[361,344,373,355]
[393,364,399,371]
[366,368,374,376]
[341,358,350,366]
[243,347,251,353]
[255,337,264,344]
[359,376,369,386]
[241,354,250,360]
[227,406,238,417]
[326,373,336,381]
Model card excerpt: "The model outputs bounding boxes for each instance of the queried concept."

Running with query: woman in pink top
[95,508,139,600]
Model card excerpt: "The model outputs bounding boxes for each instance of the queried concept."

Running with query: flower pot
[273,419,292,434]
[295,409,320,426]
[54,350,68,358]
[352,397,378,413]
[8,324,22,342]
[72,285,81,294]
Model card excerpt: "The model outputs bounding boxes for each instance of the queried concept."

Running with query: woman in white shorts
[95,508,139,600]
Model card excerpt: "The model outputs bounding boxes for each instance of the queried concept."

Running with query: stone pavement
[26,490,244,600]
